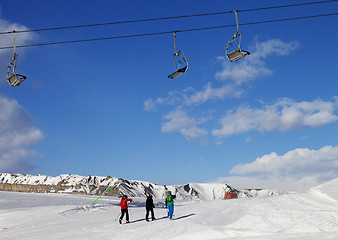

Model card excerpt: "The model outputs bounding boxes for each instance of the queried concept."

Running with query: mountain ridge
[0,173,286,200]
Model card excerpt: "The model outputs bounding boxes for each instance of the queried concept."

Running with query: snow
[0,173,285,200]
[0,173,120,186]
[1,179,338,239]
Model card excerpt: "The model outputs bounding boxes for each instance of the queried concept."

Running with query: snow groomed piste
[1,178,338,239]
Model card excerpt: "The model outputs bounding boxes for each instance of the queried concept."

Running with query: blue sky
[0,0,338,190]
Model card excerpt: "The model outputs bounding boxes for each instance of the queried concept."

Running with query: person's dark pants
[146,208,155,221]
[120,209,129,221]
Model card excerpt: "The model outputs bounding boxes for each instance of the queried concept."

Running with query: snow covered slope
[1,178,338,240]
[312,178,338,201]
[0,173,284,200]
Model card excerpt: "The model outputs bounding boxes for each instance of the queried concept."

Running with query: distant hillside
[0,173,286,200]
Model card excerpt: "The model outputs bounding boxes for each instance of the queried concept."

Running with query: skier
[145,195,156,222]
[165,191,176,220]
[119,195,133,224]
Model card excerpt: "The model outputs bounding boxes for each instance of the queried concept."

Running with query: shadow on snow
[130,213,196,223]
[173,213,196,221]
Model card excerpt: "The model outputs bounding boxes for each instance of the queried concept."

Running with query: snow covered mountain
[0,173,285,200]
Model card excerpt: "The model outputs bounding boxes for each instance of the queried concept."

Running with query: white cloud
[162,109,195,132]
[218,175,323,192]
[161,108,207,141]
[144,98,157,111]
[231,146,338,176]
[215,58,272,85]
[144,38,303,142]
[218,145,338,191]
[144,90,183,111]
[180,126,208,141]
[143,81,244,141]
[144,82,242,111]
[0,96,44,172]
[245,136,253,142]
[145,38,300,113]
[212,98,338,137]
[334,96,338,105]
[0,16,36,50]
[252,38,299,59]
[215,39,299,85]
[183,83,243,106]
[0,149,37,173]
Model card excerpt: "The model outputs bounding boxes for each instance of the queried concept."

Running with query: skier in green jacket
[165,191,176,220]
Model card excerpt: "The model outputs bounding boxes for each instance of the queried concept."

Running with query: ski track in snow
[1,180,338,240]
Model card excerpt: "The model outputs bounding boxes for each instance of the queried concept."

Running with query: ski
[90,186,114,205]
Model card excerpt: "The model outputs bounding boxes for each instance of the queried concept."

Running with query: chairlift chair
[6,31,27,87]
[225,10,250,62]
[168,32,189,79]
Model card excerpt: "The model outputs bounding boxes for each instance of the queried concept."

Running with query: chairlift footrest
[168,66,188,79]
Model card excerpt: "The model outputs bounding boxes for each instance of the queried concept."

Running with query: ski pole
[114,212,121,221]
[90,186,114,206]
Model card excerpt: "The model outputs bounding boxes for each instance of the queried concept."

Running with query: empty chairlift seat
[6,31,27,87]
[225,10,250,63]
[226,47,250,62]
[168,32,189,79]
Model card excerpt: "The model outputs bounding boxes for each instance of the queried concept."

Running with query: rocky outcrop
[0,173,286,200]
[0,173,121,196]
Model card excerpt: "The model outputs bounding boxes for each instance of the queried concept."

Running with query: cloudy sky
[0,0,338,191]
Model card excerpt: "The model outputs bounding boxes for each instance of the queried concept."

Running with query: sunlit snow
[1,178,338,240]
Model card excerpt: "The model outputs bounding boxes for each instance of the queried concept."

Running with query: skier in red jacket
[119,195,133,224]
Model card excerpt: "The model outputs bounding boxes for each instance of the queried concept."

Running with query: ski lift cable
[0,12,337,50]
[239,0,338,13]
[0,0,337,35]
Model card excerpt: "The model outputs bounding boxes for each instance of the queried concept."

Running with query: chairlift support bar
[13,31,17,55]
[172,31,182,71]
[173,31,178,55]
[233,10,240,38]
[11,31,18,70]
